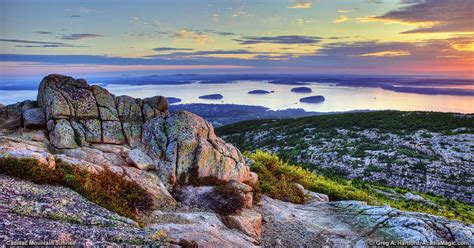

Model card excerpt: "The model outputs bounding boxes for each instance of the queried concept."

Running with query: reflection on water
[1,81,473,113]
[105,81,474,113]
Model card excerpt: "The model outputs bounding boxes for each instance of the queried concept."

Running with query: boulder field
[0,74,473,246]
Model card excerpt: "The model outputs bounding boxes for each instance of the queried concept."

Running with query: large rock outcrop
[141,110,249,184]
[37,74,168,148]
[0,74,250,206]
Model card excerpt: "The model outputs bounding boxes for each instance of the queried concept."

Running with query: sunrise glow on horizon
[0,0,473,79]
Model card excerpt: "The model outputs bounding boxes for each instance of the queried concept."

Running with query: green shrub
[0,157,152,221]
[247,150,373,204]
[368,184,474,224]
[398,147,437,160]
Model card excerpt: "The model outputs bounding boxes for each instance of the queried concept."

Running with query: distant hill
[102,74,474,96]
[170,103,322,126]
[217,111,474,204]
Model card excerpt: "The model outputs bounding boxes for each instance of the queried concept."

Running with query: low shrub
[212,185,247,215]
[247,150,373,204]
[0,157,153,220]
[187,175,227,187]
[177,239,199,248]
[367,183,474,224]
[70,167,153,219]
[0,157,61,184]
[172,183,246,216]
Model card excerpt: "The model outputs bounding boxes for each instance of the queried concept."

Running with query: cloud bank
[364,0,474,33]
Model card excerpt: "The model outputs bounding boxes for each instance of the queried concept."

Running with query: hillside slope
[217,111,474,204]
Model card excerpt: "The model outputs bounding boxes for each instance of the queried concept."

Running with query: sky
[0,0,473,79]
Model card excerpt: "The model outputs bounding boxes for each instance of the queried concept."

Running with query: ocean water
[1,80,473,113]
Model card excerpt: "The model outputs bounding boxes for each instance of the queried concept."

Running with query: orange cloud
[452,42,474,52]
[356,1,473,34]
[356,16,439,27]
[333,16,349,24]
[289,2,311,9]
[358,50,411,57]
[337,9,355,13]
[171,29,213,43]
[194,53,257,60]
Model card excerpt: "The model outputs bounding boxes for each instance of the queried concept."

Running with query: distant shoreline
[1,74,473,114]
[2,74,473,97]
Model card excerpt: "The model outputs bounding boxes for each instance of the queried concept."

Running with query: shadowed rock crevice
[90,87,105,144]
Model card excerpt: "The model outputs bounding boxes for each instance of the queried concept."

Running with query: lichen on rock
[141,110,250,186]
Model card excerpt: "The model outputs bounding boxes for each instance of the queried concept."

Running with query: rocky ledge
[260,196,473,247]
[0,175,258,246]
